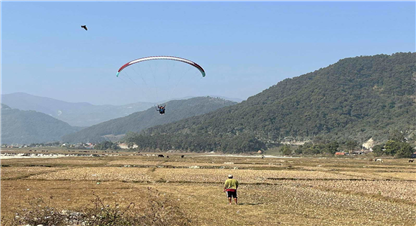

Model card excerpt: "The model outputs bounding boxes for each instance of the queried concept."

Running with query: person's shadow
[238,202,263,206]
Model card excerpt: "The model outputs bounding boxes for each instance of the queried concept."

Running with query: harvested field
[107,159,162,166]
[283,180,416,204]
[160,161,286,170]
[1,151,416,225]
[335,171,416,181]
[153,168,362,183]
[1,158,109,167]
[372,172,416,180]
[28,167,152,182]
[1,167,64,180]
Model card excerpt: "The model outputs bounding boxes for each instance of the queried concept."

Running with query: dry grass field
[1,151,416,225]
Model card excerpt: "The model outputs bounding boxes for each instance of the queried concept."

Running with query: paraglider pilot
[157,105,166,114]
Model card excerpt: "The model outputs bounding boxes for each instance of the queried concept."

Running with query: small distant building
[119,143,138,149]
[85,143,95,149]
[362,149,372,154]
[362,138,375,149]
[335,152,345,156]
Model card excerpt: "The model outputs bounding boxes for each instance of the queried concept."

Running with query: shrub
[4,188,189,226]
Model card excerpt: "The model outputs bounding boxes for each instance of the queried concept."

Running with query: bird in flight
[81,25,88,31]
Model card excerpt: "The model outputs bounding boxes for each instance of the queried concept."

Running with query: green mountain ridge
[128,53,416,153]
[61,97,236,143]
[1,104,80,144]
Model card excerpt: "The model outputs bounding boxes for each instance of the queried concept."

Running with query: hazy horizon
[1,91,244,107]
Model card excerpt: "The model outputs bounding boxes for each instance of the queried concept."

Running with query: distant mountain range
[3,53,415,150]
[2,93,243,127]
[125,53,416,153]
[2,92,154,127]
[62,97,236,143]
[1,104,81,144]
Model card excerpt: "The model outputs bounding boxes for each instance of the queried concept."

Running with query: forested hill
[128,53,416,152]
[1,104,80,144]
[61,97,236,143]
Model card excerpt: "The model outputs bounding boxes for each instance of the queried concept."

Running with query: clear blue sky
[2,1,415,105]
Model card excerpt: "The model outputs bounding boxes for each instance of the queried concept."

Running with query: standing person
[223,174,239,205]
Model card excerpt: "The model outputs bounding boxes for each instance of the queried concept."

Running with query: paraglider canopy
[115,55,206,114]
[116,56,205,77]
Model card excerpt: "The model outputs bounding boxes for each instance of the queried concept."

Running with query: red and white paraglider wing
[116,56,205,77]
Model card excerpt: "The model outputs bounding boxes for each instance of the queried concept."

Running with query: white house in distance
[119,143,138,149]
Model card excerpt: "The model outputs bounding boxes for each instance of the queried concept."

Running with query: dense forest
[124,53,416,153]
[1,104,80,144]
[62,97,236,143]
